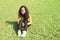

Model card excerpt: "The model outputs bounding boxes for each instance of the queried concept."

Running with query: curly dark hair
[18,5,29,21]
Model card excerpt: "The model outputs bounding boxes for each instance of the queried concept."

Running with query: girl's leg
[18,19,23,37]
[18,19,23,30]
[24,20,28,31]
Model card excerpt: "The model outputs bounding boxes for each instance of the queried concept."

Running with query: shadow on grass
[6,21,18,35]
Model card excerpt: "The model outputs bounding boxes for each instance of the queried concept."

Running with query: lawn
[0,0,60,40]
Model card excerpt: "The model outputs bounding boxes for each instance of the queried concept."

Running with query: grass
[0,0,60,40]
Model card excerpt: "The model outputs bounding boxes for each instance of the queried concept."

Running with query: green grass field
[0,0,60,40]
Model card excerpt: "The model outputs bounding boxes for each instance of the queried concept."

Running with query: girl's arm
[18,15,21,24]
[28,13,32,25]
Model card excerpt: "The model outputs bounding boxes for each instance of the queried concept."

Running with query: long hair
[18,5,29,21]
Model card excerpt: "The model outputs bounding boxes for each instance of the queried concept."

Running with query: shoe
[21,30,26,37]
[18,30,21,37]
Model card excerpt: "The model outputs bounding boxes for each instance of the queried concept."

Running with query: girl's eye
[21,10,24,11]
[21,10,23,11]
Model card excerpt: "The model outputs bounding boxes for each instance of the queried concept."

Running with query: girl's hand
[22,22,24,27]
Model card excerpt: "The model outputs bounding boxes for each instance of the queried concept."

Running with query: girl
[18,5,32,37]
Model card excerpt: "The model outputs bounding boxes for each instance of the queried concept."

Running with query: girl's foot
[18,30,21,37]
[21,30,26,37]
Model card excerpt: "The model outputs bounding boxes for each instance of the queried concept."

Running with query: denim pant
[18,19,28,31]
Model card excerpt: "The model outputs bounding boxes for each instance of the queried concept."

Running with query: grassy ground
[0,0,60,40]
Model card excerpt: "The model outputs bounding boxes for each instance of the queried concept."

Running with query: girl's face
[21,7,26,15]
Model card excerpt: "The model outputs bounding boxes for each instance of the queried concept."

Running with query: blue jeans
[18,19,28,31]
